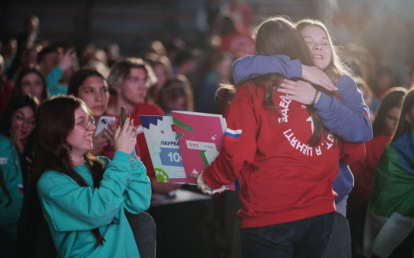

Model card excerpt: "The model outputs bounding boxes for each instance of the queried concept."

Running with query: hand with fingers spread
[301,65,337,91]
[114,116,137,154]
[277,79,321,105]
[58,48,76,71]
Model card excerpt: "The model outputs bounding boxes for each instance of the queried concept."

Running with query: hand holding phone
[95,116,116,136]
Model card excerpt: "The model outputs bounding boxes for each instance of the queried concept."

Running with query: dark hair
[157,74,194,112]
[67,68,106,96]
[392,88,414,141]
[218,15,237,36]
[11,65,48,102]
[248,17,333,146]
[31,95,105,246]
[372,87,406,136]
[37,45,59,64]
[0,95,39,155]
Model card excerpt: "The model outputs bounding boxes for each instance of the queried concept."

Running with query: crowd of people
[1,1,414,257]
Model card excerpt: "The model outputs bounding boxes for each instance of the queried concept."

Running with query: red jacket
[348,133,391,216]
[203,82,344,228]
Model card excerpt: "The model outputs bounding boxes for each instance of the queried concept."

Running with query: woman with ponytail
[32,95,151,257]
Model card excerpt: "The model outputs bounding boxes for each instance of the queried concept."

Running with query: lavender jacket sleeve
[314,75,372,143]
[232,55,373,143]
[232,55,302,85]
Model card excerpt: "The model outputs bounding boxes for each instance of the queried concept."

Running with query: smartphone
[95,116,116,136]
[120,107,126,128]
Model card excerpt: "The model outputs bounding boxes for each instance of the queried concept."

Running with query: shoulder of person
[37,170,79,195]
[96,156,111,167]
[138,101,164,115]
[338,74,356,85]
[232,82,260,103]
[0,134,13,150]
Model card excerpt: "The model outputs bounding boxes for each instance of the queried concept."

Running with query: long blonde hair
[296,19,347,85]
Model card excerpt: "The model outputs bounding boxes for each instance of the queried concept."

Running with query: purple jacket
[232,55,373,203]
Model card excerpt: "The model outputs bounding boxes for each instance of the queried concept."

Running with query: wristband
[311,90,320,106]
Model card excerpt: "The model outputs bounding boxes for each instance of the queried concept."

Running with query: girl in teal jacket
[0,134,23,256]
[32,95,151,258]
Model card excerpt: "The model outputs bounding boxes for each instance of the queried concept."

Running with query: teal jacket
[46,66,68,96]
[0,134,23,240]
[37,151,151,258]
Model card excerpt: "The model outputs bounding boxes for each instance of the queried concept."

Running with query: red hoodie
[203,82,343,228]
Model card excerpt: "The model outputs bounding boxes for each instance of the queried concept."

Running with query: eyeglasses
[76,116,95,130]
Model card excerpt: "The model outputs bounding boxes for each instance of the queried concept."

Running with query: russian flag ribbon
[224,128,242,141]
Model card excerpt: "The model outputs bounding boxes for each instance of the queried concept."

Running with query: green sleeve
[123,149,151,214]
[0,138,23,240]
[37,151,132,232]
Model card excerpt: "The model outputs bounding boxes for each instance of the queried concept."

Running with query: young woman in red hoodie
[197,17,363,257]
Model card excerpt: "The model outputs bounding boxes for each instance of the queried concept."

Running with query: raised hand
[9,126,24,153]
[114,116,136,154]
[58,48,76,71]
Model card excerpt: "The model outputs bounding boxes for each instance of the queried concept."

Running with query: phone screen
[121,107,126,128]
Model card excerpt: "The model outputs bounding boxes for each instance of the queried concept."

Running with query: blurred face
[406,105,414,133]
[216,57,233,80]
[66,106,96,157]
[120,68,148,105]
[77,76,109,118]
[359,88,371,107]
[39,52,59,75]
[378,74,393,93]
[301,25,332,70]
[154,64,168,89]
[163,87,186,111]
[385,107,401,135]
[11,106,35,140]
[21,72,44,101]
[27,49,39,65]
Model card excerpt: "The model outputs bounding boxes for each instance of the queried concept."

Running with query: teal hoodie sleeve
[45,66,67,96]
[124,150,151,214]
[37,151,132,232]
[0,136,23,240]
